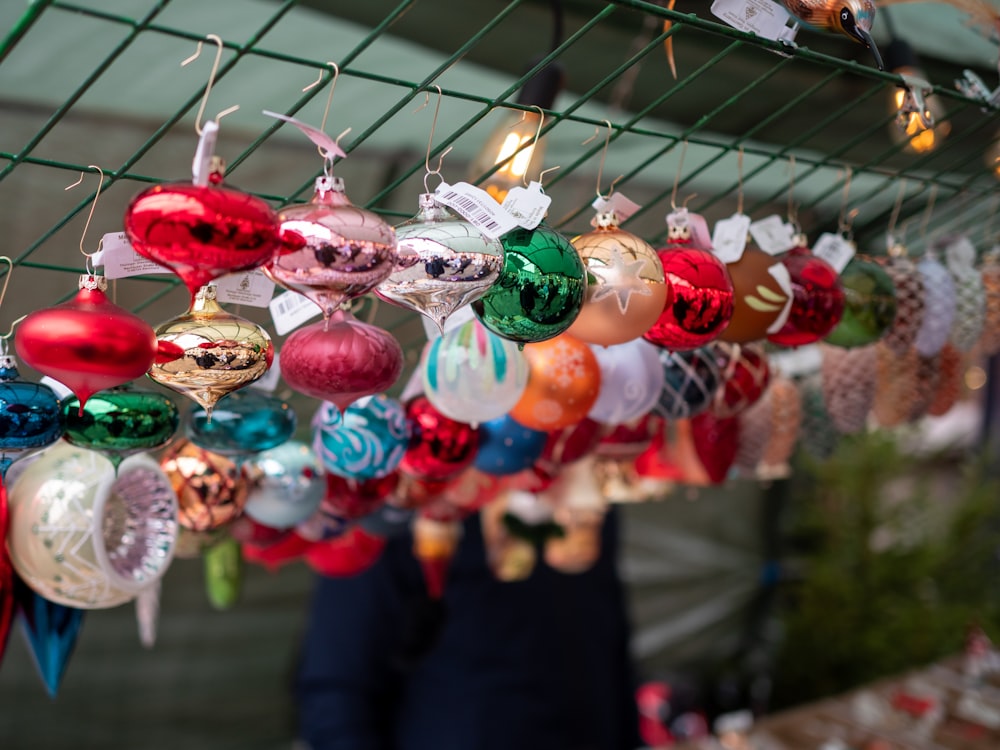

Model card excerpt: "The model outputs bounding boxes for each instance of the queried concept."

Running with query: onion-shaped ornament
[185,389,295,458]
[312,396,410,481]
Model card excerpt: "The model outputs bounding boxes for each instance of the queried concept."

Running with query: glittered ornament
[160,439,248,531]
[654,345,723,420]
[125,179,283,303]
[757,375,802,481]
[422,318,529,425]
[375,193,503,332]
[0,354,63,475]
[472,224,586,344]
[767,244,844,347]
[820,343,878,434]
[824,257,897,348]
[508,334,602,432]
[872,344,919,428]
[15,275,157,412]
[185,389,295,457]
[797,373,839,460]
[312,396,410,481]
[977,251,1000,356]
[588,338,664,425]
[148,285,273,417]
[62,387,179,469]
[399,396,478,481]
[710,342,770,418]
[280,309,402,412]
[941,236,986,352]
[719,244,791,344]
[242,441,325,529]
[877,253,924,356]
[734,391,773,477]
[473,415,548,476]
[928,343,963,417]
[567,210,670,347]
[913,253,957,357]
[268,176,397,320]
[690,411,739,484]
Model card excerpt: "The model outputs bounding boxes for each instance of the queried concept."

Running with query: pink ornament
[280,309,403,411]
[767,245,844,347]
[15,275,157,411]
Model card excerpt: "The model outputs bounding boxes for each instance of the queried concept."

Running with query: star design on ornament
[588,245,652,315]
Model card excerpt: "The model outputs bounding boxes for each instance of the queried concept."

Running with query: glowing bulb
[470,110,546,203]
[885,39,950,155]
[964,365,987,391]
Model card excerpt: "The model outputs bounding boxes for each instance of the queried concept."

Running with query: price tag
[750,214,797,255]
[434,181,519,240]
[710,0,800,43]
[592,191,641,222]
[95,232,169,279]
[262,110,346,159]
[215,269,276,308]
[268,290,321,335]
[39,376,73,400]
[248,352,281,393]
[711,213,751,263]
[502,181,552,230]
[944,235,978,278]
[812,232,856,274]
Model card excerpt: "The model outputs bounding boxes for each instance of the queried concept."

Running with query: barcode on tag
[812,233,856,274]
[712,213,752,264]
[215,269,276,308]
[269,290,321,335]
[248,352,281,392]
[96,232,170,279]
[434,182,519,240]
[502,181,551,230]
[750,215,797,255]
[592,191,642,222]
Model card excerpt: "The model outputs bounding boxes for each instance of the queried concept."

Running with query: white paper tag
[944,236,978,278]
[95,232,170,279]
[711,0,800,42]
[750,214,797,255]
[765,262,794,334]
[812,232,856,274]
[434,181,519,240]
[214,269,276,308]
[769,344,822,377]
[262,110,346,159]
[248,351,281,392]
[192,119,219,187]
[501,181,552,230]
[712,213,752,263]
[268,290,321,335]
[592,191,641,222]
[421,303,476,341]
[39,376,74,400]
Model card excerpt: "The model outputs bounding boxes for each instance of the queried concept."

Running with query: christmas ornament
[536,417,603,475]
[545,515,603,574]
[135,580,160,649]
[242,441,325,529]
[977,251,1000,355]
[767,244,844,346]
[928,343,963,416]
[399,396,478,481]
[15,275,157,412]
[941,236,986,352]
[473,415,548,475]
[472,224,586,344]
[508,334,602,431]
[268,176,397,321]
[567,210,670,346]
[125,178,283,303]
[280,309,403,412]
[312,396,409,481]
[587,338,664,425]
[877,253,924,355]
[438,466,506,515]
[757,375,802,481]
[242,530,313,570]
[392,473,448,512]
[375,193,503,332]
[422,318,529,425]
[690,411,739,484]
[481,494,538,582]
[719,244,792,344]
[358,501,415,539]
[820,343,878,434]
[734,391,773,477]
[907,353,942,422]
[654,345,723,420]
[872,345,919,428]
[710,342,771,418]
[595,414,659,461]
[322,471,398,521]
[185,389,295,457]
[229,516,290,547]
[296,504,351,542]
[149,285,273,417]
[913,253,957,357]
[15,579,84,697]
[0,478,13,666]
[8,442,178,608]
[413,515,461,599]
[824,256,897,348]
[797,373,839,460]
[305,526,387,577]
[160,439,248,531]
[62,387,179,470]
[204,536,242,611]
[0,354,63,475]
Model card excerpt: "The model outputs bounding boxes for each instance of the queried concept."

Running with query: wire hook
[670,140,689,211]
[886,178,908,254]
[303,61,342,161]
[583,120,620,200]
[416,86,448,192]
[181,34,239,136]
[837,167,854,234]
[786,154,799,229]
[65,165,105,266]
[538,165,560,187]
[515,105,547,187]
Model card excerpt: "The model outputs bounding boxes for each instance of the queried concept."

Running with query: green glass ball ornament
[472,225,586,344]
[824,256,897,348]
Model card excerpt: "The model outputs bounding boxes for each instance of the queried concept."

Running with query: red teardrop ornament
[15,275,157,411]
[690,411,740,484]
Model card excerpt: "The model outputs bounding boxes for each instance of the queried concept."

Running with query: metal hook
[0,315,26,343]
[181,34,239,136]
[423,146,454,194]
[582,120,616,199]
[416,86,446,192]
[786,154,799,228]
[538,165,560,187]
[670,140,689,211]
[0,257,13,316]
[303,62,342,160]
[837,167,854,233]
[65,165,105,259]
[519,105,546,187]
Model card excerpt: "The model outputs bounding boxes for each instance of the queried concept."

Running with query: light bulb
[469,109,547,203]
[885,40,950,155]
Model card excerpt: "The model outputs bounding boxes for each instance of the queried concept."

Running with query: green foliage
[773,433,1000,708]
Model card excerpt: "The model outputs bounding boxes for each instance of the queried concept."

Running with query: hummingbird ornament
[782,0,884,68]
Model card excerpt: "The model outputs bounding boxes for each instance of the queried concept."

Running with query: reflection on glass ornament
[710,342,771,418]
[185,389,295,457]
[160,439,248,531]
[824,257,897,348]
[7,442,178,609]
[0,353,63,476]
[376,193,504,333]
[268,176,398,321]
[242,441,325,530]
[148,285,273,417]
[588,339,664,426]
[472,224,586,344]
[399,397,479,481]
[422,318,529,425]
[655,346,722,420]
[62,387,179,470]
[312,396,410,481]
[766,244,844,347]
[15,275,157,412]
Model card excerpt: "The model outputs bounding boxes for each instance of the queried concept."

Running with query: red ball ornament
[690,411,739,484]
[595,413,659,461]
[305,526,387,577]
[15,275,157,411]
[711,342,770,418]
[125,181,283,303]
[399,397,479,481]
[767,244,845,347]
[536,417,603,475]
[280,309,403,412]
[323,472,399,521]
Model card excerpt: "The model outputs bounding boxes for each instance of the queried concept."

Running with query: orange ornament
[508,334,602,431]
[720,244,791,343]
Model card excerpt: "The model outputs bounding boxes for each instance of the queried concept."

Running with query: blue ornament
[15,577,84,697]
[473,415,547,476]
[312,395,409,481]
[0,355,63,477]
[185,390,296,457]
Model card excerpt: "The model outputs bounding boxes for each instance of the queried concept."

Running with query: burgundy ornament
[595,414,659,461]
[690,411,739,485]
[125,181,283,302]
[15,275,157,411]
[280,309,403,412]
[710,342,771,418]
[322,472,399,521]
[767,244,845,347]
[536,417,603,475]
[399,397,478,481]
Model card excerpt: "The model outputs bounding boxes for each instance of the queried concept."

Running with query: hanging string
[736,147,744,215]
[886,179,908,254]
[523,105,546,187]
[302,61,350,164]
[64,165,106,274]
[786,155,797,228]
[837,167,856,234]
[0,257,24,347]
[670,140,689,210]
[920,184,939,241]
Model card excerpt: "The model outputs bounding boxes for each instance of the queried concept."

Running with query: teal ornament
[312,396,409,481]
[62,387,179,469]
[0,354,63,477]
[243,441,325,529]
[185,390,296,458]
[824,257,897,348]
[472,224,586,344]
[15,577,84,697]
